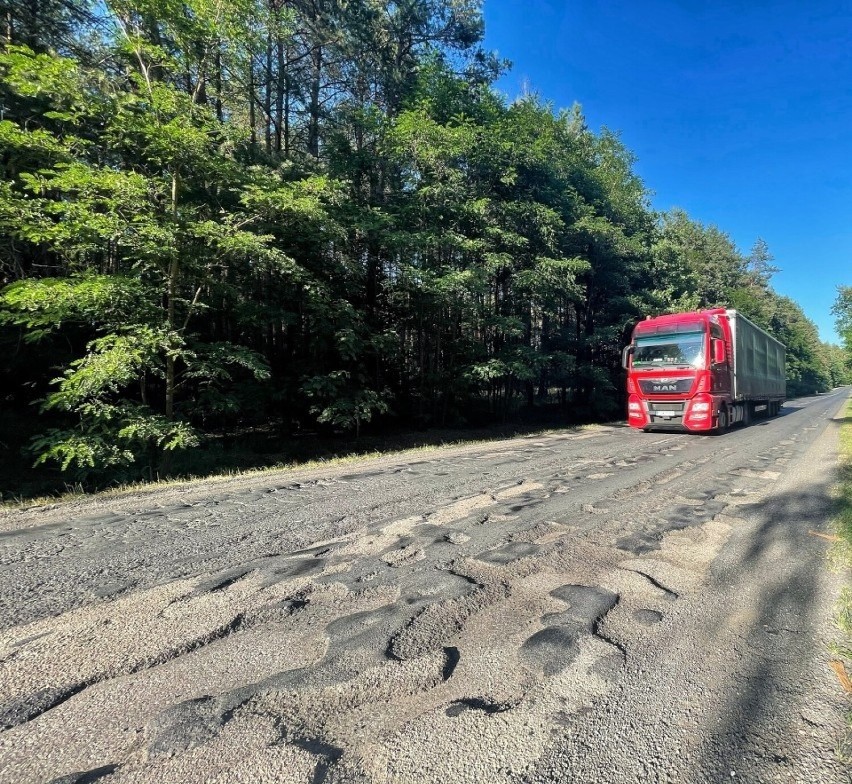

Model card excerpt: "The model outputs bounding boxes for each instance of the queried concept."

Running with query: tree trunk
[264,32,273,152]
[214,49,223,122]
[283,51,291,158]
[165,173,179,423]
[275,38,285,153]
[307,45,322,158]
[248,53,257,149]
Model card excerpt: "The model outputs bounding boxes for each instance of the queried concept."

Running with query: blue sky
[482,0,851,342]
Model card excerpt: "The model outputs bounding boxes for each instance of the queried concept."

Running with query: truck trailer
[622,308,786,432]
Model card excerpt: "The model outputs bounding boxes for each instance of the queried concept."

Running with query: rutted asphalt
[0,391,849,783]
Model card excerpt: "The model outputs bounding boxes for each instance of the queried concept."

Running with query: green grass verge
[833,399,852,645]
[831,398,852,762]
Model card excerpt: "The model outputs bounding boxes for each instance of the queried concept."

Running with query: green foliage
[29,429,135,471]
[303,371,390,436]
[0,276,149,338]
[652,210,743,310]
[0,37,291,477]
[768,296,831,395]
[30,407,199,471]
[834,286,852,356]
[46,330,165,410]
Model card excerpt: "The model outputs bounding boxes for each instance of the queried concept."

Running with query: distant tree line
[834,287,852,361]
[1,0,849,486]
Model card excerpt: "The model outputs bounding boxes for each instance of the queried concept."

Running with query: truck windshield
[632,331,706,369]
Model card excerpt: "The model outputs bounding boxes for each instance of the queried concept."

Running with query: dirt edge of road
[829,397,852,762]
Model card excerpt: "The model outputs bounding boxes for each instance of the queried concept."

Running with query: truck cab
[623,308,785,432]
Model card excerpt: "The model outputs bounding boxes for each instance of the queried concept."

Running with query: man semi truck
[622,308,786,432]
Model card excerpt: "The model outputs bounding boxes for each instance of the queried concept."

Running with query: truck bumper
[627,395,716,432]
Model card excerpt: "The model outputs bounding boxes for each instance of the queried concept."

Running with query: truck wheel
[716,406,729,434]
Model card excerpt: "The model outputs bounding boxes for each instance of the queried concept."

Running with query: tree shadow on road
[694,420,848,779]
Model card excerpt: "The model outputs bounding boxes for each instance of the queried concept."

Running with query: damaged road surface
[0,390,849,784]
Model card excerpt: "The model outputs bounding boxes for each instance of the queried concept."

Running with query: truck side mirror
[712,339,726,365]
[622,345,633,369]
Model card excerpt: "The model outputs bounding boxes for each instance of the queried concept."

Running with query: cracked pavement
[0,390,849,783]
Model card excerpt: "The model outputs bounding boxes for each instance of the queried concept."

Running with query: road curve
[0,390,849,784]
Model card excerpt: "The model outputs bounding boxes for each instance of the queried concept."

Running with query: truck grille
[647,401,686,424]
[638,377,694,395]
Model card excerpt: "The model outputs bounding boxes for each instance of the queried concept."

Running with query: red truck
[622,308,786,432]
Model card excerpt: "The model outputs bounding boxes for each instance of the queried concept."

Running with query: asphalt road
[0,390,849,784]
